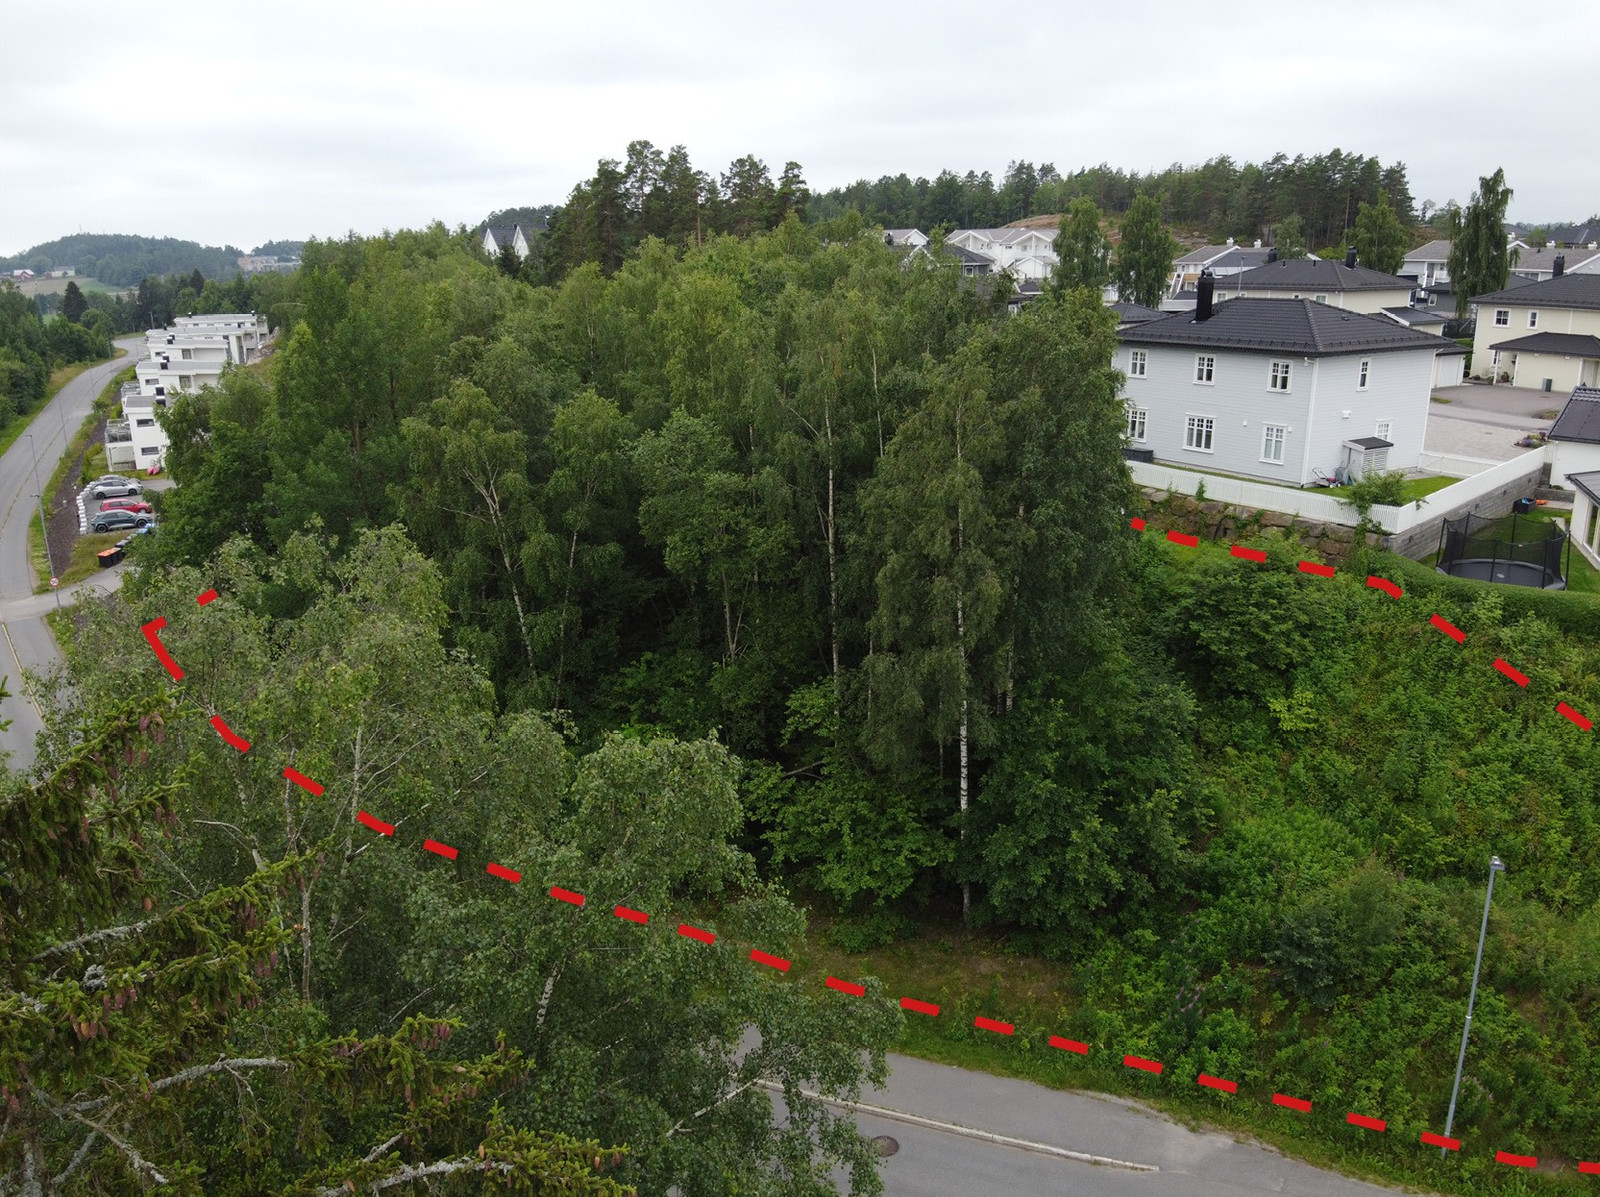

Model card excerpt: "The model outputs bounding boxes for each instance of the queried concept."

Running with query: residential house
[10,269,33,280]
[133,314,272,438]
[1545,385,1600,487]
[882,229,929,250]
[1401,240,1451,290]
[1115,272,1449,486]
[1468,272,1600,390]
[1166,240,1274,298]
[1107,301,1164,329]
[1540,225,1600,249]
[482,224,532,260]
[1510,247,1600,283]
[105,382,170,472]
[1220,250,1416,313]
[236,254,300,275]
[945,228,1059,281]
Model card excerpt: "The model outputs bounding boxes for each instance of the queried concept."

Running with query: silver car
[89,476,144,499]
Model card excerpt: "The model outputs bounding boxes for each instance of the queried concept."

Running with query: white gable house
[482,224,532,260]
[1116,275,1450,486]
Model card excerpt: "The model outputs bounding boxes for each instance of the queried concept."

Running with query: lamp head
[1490,855,1506,872]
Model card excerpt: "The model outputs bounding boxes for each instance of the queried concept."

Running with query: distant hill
[0,234,246,287]
[250,239,306,258]
[475,205,556,234]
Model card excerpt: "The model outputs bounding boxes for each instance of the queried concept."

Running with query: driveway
[1430,382,1564,428]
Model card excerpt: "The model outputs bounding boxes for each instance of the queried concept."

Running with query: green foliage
[1270,213,1307,260]
[1050,197,1111,293]
[0,232,246,287]
[59,279,87,323]
[1114,193,1179,308]
[1448,168,1515,317]
[1353,191,1409,275]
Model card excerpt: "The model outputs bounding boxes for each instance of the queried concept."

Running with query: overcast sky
[3,0,1597,255]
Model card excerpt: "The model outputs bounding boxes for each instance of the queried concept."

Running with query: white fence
[1417,451,1516,479]
[1130,449,1550,536]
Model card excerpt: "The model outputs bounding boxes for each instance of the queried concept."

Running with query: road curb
[754,1080,1159,1172]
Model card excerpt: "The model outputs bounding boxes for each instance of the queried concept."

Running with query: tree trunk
[957,594,969,925]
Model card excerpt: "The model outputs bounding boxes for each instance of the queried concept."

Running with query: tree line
[0,281,112,429]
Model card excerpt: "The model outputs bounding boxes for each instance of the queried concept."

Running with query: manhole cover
[871,1135,899,1157]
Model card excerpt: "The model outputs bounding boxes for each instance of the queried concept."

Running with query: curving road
[0,336,142,771]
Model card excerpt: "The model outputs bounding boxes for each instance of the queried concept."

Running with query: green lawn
[1321,474,1457,504]
[1416,506,1600,594]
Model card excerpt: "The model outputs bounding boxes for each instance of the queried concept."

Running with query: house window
[1529,310,1539,328]
[1194,355,1215,384]
[1358,359,1371,390]
[140,446,160,457]
[1185,415,1215,452]
[1314,294,1328,304]
[1375,420,1392,440]
[1126,407,1147,441]
[1261,424,1287,463]
[1128,349,1147,377]
[180,348,192,359]
[1269,361,1292,390]
[135,417,155,427]
[1494,309,1509,326]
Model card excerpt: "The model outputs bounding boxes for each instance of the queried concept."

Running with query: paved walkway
[1423,416,1543,464]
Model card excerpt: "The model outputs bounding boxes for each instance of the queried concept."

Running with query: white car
[89,476,144,499]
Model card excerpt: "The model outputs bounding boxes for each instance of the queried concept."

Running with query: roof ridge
[1303,298,1325,354]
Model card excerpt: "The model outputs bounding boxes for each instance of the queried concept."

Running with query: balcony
[106,421,132,444]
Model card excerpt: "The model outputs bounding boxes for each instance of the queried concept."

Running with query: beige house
[1219,251,1416,313]
[1469,273,1600,391]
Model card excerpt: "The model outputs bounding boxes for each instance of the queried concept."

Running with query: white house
[482,224,532,259]
[1509,247,1600,283]
[1401,240,1451,290]
[168,313,269,364]
[882,228,929,250]
[1221,251,1417,313]
[1468,272,1600,390]
[105,381,171,472]
[945,228,1059,281]
[1116,274,1449,486]
[1166,241,1274,298]
[10,269,34,280]
[133,313,270,418]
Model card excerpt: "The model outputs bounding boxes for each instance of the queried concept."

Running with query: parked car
[89,476,143,499]
[97,497,153,515]
[90,509,152,534]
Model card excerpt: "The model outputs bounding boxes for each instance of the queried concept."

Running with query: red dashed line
[901,997,940,1016]
[1197,1074,1238,1094]
[614,905,648,925]
[1493,658,1530,687]
[1297,560,1335,578]
[1495,1151,1537,1168]
[1231,545,1268,562]
[1430,613,1466,643]
[1124,1055,1163,1075]
[1421,1132,1460,1151]
[140,617,185,681]
[1130,517,1146,531]
[356,810,393,836]
[825,976,865,997]
[1580,1160,1600,1174]
[209,714,251,752]
[1049,1036,1089,1055]
[283,767,324,796]
[974,1016,1015,1036]
[196,588,218,605]
[486,862,521,883]
[678,923,715,945]
[1558,702,1593,730]
[1347,1112,1387,1133]
[551,886,585,907]
[750,948,791,972]
[1166,530,1198,547]
[422,839,458,860]
[1366,575,1403,598]
[1273,1093,1312,1113]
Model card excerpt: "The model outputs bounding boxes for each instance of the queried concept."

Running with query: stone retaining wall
[1141,491,1379,567]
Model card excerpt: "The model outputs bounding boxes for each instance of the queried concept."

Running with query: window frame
[1269,360,1292,391]
[1194,354,1216,385]
[1260,423,1287,464]
[1184,414,1216,453]
[1494,309,1510,326]
[1375,419,1392,441]
[1358,359,1371,390]
[1126,406,1148,442]
[1529,310,1539,328]
[1128,349,1147,378]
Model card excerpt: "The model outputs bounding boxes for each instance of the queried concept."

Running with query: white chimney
[1226,237,1235,247]
[1253,239,1262,248]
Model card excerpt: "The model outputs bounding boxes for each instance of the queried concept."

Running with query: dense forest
[807,150,1421,250]
[0,280,111,429]
[8,153,1600,1192]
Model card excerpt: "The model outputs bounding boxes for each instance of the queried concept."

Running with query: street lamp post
[1440,854,1505,1156]
[24,434,61,609]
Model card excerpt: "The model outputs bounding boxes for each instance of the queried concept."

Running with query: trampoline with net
[1436,509,1568,589]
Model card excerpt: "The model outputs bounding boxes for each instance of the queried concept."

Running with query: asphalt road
[0,337,141,771]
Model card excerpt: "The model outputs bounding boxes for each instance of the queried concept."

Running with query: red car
[98,497,153,515]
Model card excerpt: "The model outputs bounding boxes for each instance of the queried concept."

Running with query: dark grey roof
[1542,225,1600,247]
[1117,297,1449,357]
[1549,386,1600,443]
[485,225,516,248]
[1471,272,1600,309]
[1231,258,1416,292]
[1567,470,1600,505]
[943,244,993,268]
[1383,306,1448,325]
[1108,301,1164,323]
[1345,436,1393,450]
[1489,332,1600,356]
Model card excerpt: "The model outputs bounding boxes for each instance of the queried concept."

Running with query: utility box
[97,547,124,569]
